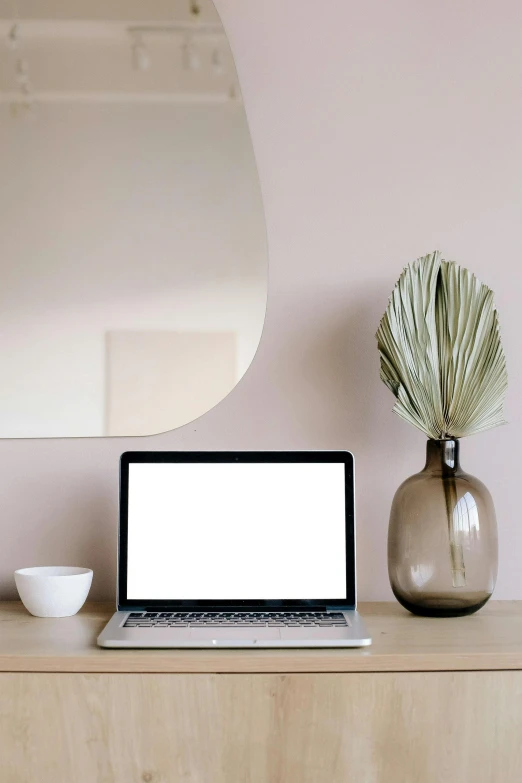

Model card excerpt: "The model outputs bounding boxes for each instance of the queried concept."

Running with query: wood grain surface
[1,600,522,672]
[1,670,521,783]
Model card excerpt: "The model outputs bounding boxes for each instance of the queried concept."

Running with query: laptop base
[97,610,371,648]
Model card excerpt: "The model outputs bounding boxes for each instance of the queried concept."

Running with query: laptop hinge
[326,605,356,612]
[137,605,330,613]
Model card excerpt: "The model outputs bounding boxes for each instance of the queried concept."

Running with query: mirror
[0,0,267,437]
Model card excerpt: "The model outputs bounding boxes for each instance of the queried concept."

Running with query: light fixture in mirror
[0,0,267,437]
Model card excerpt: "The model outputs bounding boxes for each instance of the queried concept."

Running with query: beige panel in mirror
[0,0,267,437]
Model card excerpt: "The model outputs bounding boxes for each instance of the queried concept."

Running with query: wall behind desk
[1,0,520,600]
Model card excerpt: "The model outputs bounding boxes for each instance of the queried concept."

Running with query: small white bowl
[14,566,93,618]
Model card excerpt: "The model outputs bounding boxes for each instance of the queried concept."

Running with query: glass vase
[388,438,498,617]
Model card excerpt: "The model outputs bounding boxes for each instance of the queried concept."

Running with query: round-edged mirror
[0,0,267,437]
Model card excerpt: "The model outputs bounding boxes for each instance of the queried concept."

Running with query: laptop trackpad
[189,628,281,641]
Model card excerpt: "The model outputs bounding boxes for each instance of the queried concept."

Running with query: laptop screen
[120,454,354,606]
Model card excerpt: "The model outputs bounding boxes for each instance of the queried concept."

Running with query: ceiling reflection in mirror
[0,0,267,437]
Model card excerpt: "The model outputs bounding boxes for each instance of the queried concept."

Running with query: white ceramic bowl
[14,566,93,618]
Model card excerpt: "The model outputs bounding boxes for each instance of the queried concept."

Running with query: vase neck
[423,439,461,475]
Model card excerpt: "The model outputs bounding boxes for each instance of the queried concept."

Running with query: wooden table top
[1,601,521,674]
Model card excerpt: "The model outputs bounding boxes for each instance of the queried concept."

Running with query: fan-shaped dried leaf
[376,251,507,439]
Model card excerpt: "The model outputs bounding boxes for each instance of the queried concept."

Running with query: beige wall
[1,0,521,600]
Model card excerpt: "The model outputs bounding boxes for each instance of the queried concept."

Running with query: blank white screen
[126,462,347,599]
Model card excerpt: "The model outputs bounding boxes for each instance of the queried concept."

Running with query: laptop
[97,451,371,648]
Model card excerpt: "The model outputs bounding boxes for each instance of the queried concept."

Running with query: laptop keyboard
[124,611,348,628]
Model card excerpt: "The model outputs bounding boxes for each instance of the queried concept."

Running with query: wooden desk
[1,601,521,782]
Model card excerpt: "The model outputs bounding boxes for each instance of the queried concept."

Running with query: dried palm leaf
[376,251,507,440]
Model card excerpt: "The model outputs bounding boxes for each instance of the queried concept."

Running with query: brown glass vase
[388,439,498,617]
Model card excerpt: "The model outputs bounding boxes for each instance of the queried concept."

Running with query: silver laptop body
[98,451,371,648]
